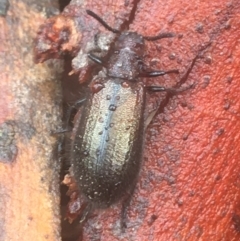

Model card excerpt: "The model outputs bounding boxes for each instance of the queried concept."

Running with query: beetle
[69,10,194,226]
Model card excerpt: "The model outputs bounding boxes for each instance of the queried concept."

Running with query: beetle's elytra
[70,10,190,224]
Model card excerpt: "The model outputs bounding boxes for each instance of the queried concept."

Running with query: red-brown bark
[3,0,239,240]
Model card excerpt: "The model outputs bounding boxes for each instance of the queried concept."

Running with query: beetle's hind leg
[78,202,92,224]
[51,98,86,135]
[120,182,138,231]
[120,193,132,231]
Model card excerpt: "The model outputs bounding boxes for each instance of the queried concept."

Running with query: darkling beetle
[68,9,195,227]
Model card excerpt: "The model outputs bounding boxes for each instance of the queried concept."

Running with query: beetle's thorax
[106,32,145,81]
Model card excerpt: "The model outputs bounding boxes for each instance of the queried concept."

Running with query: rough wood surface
[8,0,240,240]
[0,0,63,240]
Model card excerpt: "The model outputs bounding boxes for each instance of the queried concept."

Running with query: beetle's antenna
[86,10,120,34]
[144,32,175,41]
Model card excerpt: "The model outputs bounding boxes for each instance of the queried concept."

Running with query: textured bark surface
[35,0,240,241]
[0,0,63,240]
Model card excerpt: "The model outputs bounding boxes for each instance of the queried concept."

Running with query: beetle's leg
[88,53,105,66]
[52,98,86,135]
[146,83,195,94]
[120,182,138,231]
[145,54,199,93]
[120,196,131,230]
[65,98,86,129]
[79,203,92,224]
[140,69,179,77]
[143,32,175,41]
[93,33,103,52]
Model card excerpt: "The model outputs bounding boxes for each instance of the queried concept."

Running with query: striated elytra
[70,10,186,224]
